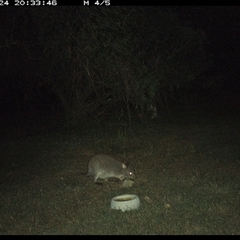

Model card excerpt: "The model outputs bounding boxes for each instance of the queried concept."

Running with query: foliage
[2,7,210,123]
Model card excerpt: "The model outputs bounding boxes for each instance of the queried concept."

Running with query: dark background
[0,6,240,137]
[176,6,240,86]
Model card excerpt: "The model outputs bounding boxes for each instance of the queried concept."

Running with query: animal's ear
[122,163,127,169]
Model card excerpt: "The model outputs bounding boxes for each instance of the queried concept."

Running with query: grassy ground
[0,109,239,235]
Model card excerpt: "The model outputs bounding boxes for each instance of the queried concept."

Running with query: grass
[0,109,239,234]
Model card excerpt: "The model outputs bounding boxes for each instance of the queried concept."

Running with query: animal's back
[88,154,120,173]
[89,154,119,167]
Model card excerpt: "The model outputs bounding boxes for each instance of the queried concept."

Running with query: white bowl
[110,194,140,212]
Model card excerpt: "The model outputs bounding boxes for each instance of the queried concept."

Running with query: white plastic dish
[110,194,140,212]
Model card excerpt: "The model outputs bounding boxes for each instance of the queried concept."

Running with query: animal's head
[121,163,135,180]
